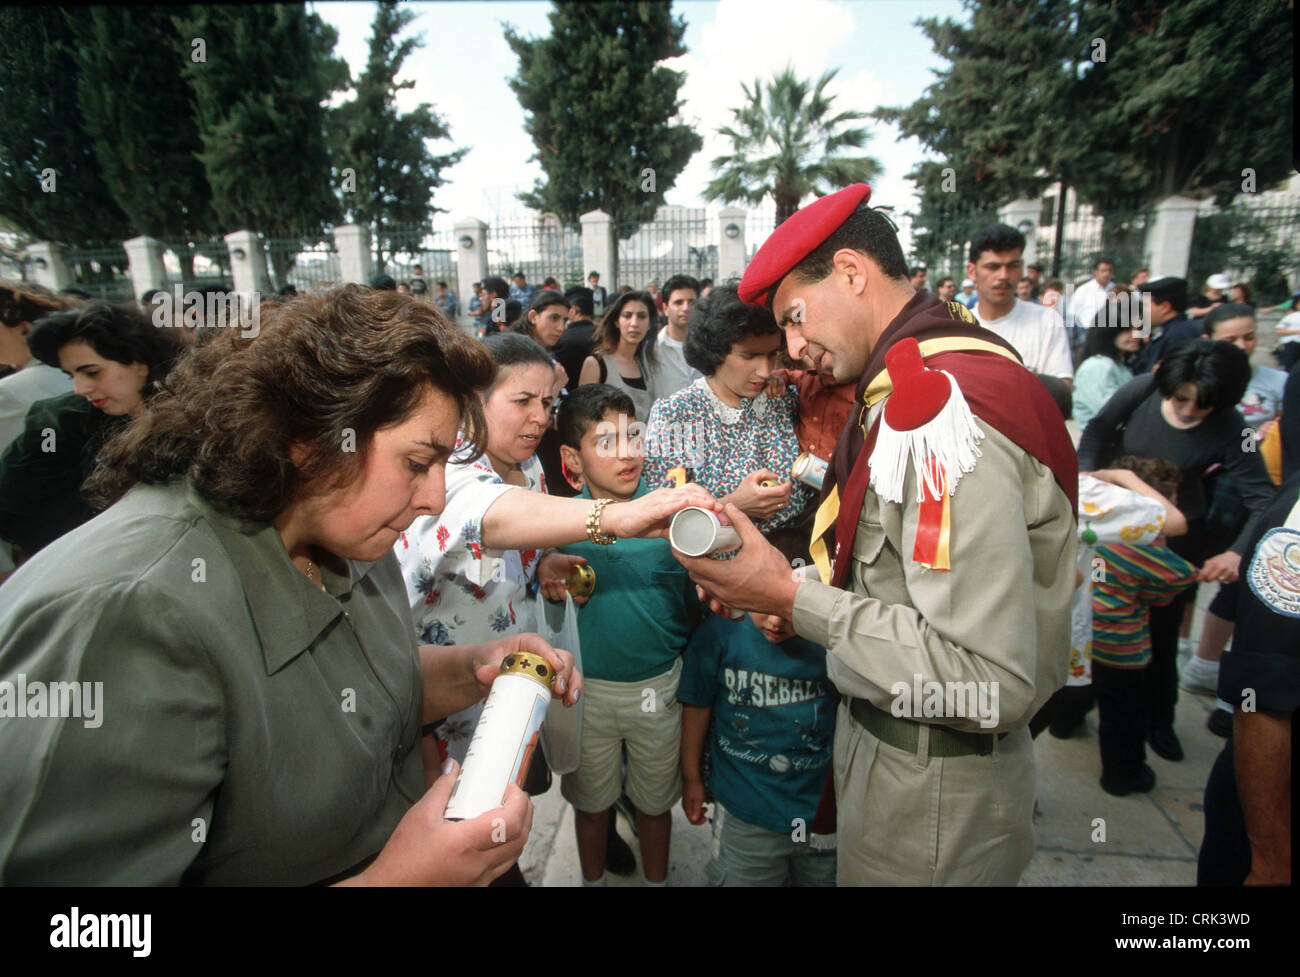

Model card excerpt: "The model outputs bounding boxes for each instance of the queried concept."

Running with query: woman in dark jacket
[1077,339,1273,761]
[0,301,181,562]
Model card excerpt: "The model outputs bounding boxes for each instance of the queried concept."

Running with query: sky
[312,0,967,225]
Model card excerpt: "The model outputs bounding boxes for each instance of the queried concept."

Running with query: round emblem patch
[1246,527,1300,619]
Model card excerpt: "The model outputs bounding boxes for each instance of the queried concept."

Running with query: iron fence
[742,206,779,274]
[616,208,714,290]
[1188,197,1300,303]
[42,194,1300,310]
[381,223,458,287]
[1031,200,1155,288]
[486,217,583,289]
[63,243,133,301]
[160,238,232,293]
[264,233,340,292]
[899,198,1299,300]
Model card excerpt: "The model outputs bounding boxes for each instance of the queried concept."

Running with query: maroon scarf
[820,293,1078,586]
[808,293,1078,841]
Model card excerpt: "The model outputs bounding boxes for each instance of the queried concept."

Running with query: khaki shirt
[793,411,1076,734]
[0,480,424,884]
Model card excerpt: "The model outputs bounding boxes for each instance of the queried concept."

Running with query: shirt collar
[696,376,768,425]
[182,480,382,675]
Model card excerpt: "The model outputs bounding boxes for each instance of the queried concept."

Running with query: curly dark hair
[85,285,495,522]
[1112,455,1182,502]
[27,300,180,387]
[684,283,780,375]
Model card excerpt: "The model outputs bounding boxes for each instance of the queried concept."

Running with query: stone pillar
[1144,195,1199,279]
[24,242,75,292]
[580,209,615,299]
[718,207,748,283]
[998,198,1040,268]
[334,224,373,285]
[122,236,169,301]
[454,218,488,334]
[224,230,271,297]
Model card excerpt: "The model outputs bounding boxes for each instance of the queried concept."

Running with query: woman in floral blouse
[397,333,713,769]
[643,284,812,538]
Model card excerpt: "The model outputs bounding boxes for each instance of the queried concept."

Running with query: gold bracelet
[586,497,616,545]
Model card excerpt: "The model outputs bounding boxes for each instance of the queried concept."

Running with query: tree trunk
[775,193,800,227]
[1051,182,1068,279]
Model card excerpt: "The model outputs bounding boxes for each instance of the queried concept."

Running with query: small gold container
[566,562,596,598]
[500,651,557,691]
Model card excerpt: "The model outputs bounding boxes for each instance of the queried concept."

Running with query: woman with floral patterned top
[396,334,715,770]
[643,284,813,538]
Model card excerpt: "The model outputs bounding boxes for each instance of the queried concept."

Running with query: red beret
[737,183,872,308]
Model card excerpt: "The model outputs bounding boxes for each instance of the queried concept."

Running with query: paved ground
[520,313,1286,886]
[520,544,1232,888]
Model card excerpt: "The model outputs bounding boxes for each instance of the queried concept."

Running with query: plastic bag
[534,590,583,775]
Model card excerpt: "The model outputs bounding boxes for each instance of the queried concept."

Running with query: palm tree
[704,67,882,226]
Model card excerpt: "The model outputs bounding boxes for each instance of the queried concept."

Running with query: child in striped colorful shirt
[1089,456,1198,796]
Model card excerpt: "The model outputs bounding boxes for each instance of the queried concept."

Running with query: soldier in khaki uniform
[676,185,1077,885]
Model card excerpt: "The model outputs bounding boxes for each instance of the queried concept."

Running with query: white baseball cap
[961,278,975,288]
[1206,273,1231,290]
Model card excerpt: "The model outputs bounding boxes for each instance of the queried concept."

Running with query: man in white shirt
[653,273,703,398]
[966,224,1074,412]
[1068,258,1115,336]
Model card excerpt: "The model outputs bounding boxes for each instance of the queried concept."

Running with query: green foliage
[174,4,346,260]
[881,0,1293,262]
[876,0,1090,210]
[1189,202,1298,304]
[67,6,216,246]
[329,2,466,272]
[704,66,882,226]
[1080,0,1293,205]
[504,1,702,239]
[881,0,1295,208]
[0,7,133,243]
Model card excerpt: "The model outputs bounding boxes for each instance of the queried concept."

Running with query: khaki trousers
[833,700,1036,885]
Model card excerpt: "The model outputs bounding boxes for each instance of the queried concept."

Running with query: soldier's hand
[675,503,800,621]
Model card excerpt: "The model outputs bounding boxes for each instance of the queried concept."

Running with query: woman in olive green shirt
[0,286,713,885]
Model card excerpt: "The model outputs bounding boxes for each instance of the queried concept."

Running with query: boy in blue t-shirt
[538,384,700,886]
[677,611,837,886]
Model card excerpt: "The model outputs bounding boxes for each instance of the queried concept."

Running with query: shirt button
[394,743,407,766]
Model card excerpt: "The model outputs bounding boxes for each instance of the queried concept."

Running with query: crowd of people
[0,186,1294,888]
